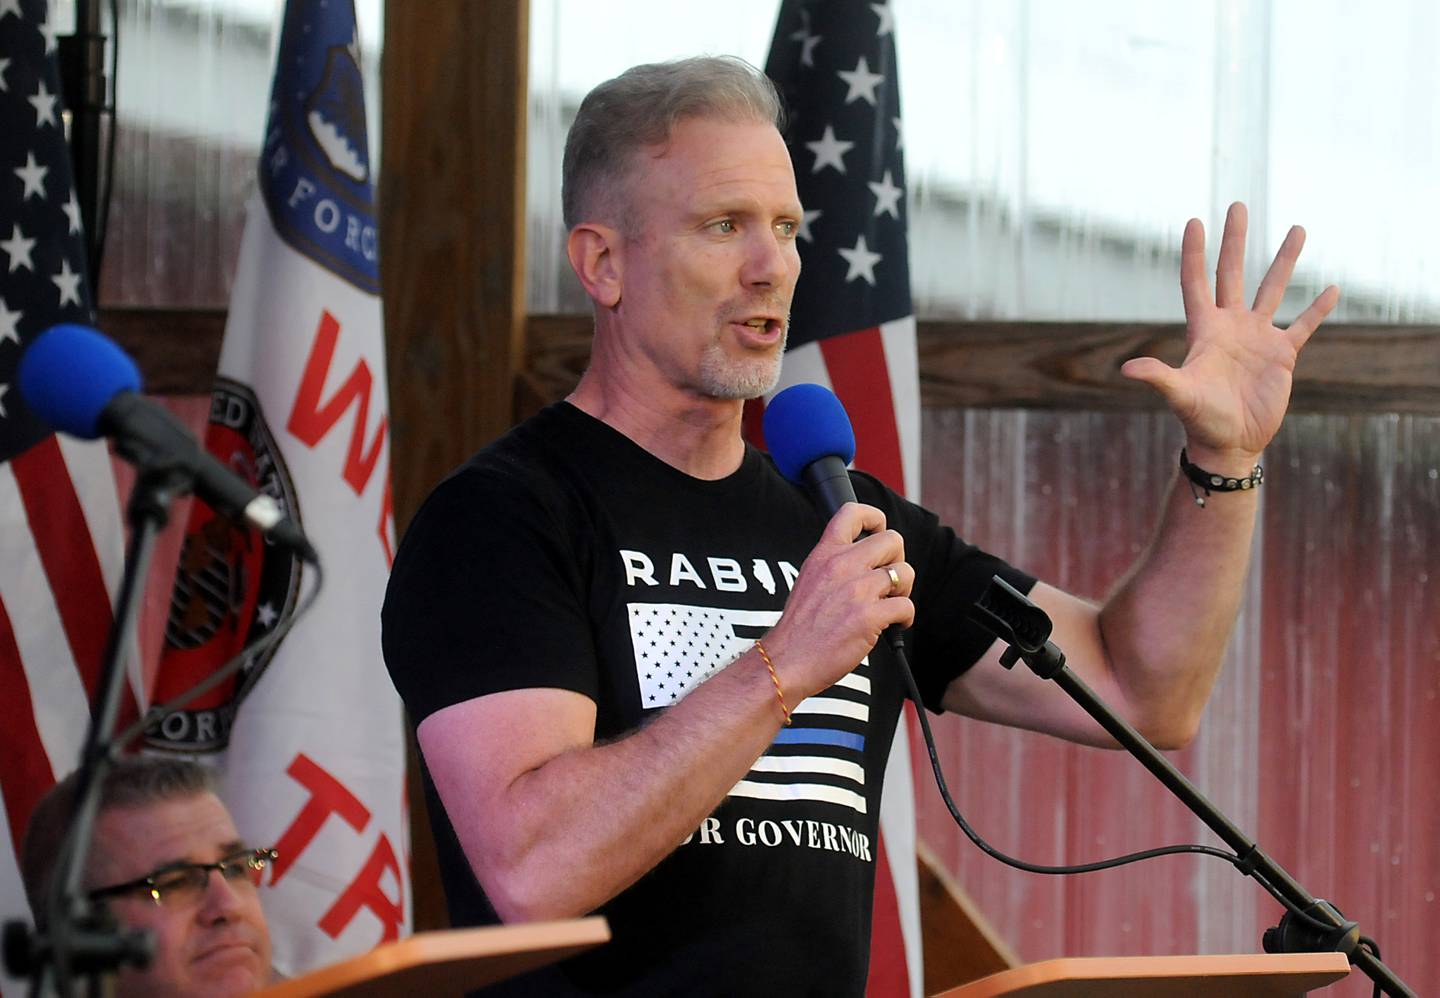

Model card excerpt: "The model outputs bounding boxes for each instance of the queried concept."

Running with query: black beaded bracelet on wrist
[1179,448,1264,507]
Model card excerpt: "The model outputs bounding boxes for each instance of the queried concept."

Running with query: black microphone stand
[967,575,1417,998]
[57,0,111,286]
[2,467,189,996]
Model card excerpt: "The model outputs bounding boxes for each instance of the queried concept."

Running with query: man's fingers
[1284,284,1341,349]
[875,562,915,600]
[1121,356,1198,418]
[1215,202,1248,309]
[853,528,905,571]
[881,595,917,631]
[826,502,887,543]
[1179,217,1211,321]
[1251,225,1305,317]
[1121,356,1177,396]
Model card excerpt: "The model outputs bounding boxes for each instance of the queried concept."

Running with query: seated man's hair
[20,755,218,926]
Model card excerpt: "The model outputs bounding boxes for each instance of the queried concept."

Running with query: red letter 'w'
[288,310,388,496]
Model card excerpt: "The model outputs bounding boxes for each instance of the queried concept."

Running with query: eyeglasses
[88,847,278,907]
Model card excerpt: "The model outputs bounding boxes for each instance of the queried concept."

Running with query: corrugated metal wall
[916,407,1439,995]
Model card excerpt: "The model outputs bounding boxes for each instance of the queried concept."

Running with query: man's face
[611,115,803,400]
[87,793,272,998]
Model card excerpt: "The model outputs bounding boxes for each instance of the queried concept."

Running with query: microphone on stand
[18,323,317,563]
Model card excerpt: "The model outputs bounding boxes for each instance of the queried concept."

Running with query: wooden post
[381,0,530,535]
[380,0,529,933]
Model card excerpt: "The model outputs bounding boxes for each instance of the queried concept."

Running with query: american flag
[755,0,919,499]
[629,601,878,815]
[756,2,923,994]
[0,1,139,989]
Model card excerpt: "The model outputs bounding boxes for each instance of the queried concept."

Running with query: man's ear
[567,223,623,309]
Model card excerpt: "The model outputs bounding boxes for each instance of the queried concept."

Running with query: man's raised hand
[1121,201,1340,465]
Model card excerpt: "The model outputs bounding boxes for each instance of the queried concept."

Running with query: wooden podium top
[935,952,1351,997]
[252,917,610,998]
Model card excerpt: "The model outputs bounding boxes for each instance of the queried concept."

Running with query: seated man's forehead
[94,793,243,877]
[154,838,249,871]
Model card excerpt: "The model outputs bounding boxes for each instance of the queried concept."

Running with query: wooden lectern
[933,952,1350,997]
[250,916,609,997]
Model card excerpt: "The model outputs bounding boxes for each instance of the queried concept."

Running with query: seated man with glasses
[21,755,275,997]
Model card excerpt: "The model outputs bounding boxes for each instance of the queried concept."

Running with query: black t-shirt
[382,402,1033,996]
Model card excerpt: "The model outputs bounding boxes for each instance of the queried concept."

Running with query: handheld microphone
[763,382,905,654]
[19,323,317,562]
[762,382,858,516]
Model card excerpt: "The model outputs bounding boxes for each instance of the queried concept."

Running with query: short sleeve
[381,462,600,724]
[851,473,1037,712]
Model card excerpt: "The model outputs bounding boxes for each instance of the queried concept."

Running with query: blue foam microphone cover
[762,383,856,485]
[19,324,142,438]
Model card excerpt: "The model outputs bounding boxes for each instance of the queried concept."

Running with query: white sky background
[529,0,1440,320]
[49,0,385,161]
[152,0,385,51]
[44,0,1440,319]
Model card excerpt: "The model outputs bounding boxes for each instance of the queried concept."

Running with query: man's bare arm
[419,503,915,921]
[943,465,1257,749]
[945,203,1338,749]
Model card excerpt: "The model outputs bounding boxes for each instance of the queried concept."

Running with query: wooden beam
[518,314,594,417]
[98,306,1440,417]
[381,0,530,538]
[526,315,1440,415]
[101,307,225,395]
[918,839,1019,994]
[917,320,1440,414]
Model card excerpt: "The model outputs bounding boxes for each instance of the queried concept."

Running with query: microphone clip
[1263,900,1361,959]
[967,576,1067,680]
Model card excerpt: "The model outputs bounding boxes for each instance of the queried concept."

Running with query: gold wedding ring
[886,566,901,596]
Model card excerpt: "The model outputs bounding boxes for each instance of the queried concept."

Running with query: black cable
[891,643,1238,874]
[889,639,1386,953]
[112,555,324,751]
[1359,937,1383,998]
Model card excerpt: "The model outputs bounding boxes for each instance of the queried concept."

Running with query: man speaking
[381,56,1337,995]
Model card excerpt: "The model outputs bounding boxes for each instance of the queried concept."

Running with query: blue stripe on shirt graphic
[771,727,866,751]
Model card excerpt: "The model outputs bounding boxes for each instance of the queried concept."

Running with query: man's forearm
[461,649,786,921]
[1098,446,1261,743]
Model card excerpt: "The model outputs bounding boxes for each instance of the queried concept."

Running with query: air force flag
[151,0,408,977]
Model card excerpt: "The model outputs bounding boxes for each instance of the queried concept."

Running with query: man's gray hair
[20,756,219,924]
[561,55,785,230]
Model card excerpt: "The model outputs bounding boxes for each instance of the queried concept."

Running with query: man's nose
[196,869,247,922]
[742,229,792,288]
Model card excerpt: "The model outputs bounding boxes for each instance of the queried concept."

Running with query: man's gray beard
[696,326,789,400]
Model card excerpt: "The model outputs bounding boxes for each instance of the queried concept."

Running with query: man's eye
[153,869,205,898]
[712,219,736,234]
[776,220,798,238]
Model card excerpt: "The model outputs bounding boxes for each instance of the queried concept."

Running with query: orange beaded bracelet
[754,640,791,726]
